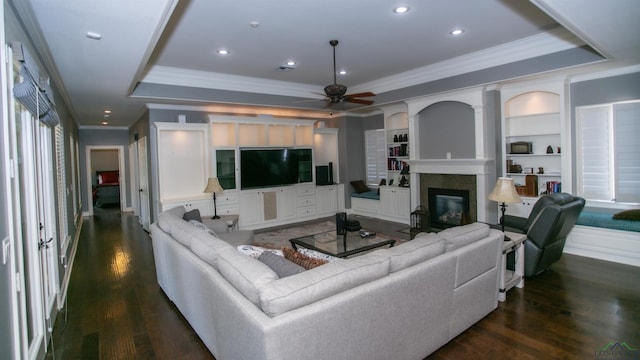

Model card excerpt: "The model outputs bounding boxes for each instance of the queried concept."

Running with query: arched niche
[417,101,475,159]
[505,91,560,117]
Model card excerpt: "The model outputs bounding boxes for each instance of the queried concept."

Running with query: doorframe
[85,145,126,216]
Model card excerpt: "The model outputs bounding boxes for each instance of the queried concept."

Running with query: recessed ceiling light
[86,31,102,40]
[104,110,111,114]
[338,70,347,75]
[250,21,260,28]
[286,60,296,66]
[393,6,410,14]
[217,49,230,55]
[450,28,464,36]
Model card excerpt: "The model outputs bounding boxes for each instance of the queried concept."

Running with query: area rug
[252,220,407,250]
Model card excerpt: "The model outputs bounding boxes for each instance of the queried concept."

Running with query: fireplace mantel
[407,158,494,175]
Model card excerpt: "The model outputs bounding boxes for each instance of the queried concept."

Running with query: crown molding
[349,27,585,94]
[141,66,320,98]
[569,64,640,83]
[145,103,334,119]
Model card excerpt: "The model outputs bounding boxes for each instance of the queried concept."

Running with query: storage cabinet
[316,185,339,217]
[238,186,296,228]
[155,122,210,217]
[380,186,410,224]
[215,149,236,190]
[160,198,212,214]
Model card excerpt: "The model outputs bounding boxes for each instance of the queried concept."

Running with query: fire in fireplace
[428,188,470,230]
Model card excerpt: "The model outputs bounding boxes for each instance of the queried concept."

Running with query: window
[365,129,386,187]
[55,124,69,252]
[576,101,640,204]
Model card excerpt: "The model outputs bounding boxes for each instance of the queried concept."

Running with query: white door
[12,107,47,360]
[129,143,139,216]
[138,136,150,231]
[35,122,59,323]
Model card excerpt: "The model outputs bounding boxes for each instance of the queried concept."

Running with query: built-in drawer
[297,206,316,217]
[216,192,238,205]
[296,184,315,196]
[297,195,316,208]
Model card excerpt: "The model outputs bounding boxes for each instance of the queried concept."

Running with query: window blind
[365,129,386,187]
[10,42,59,127]
[613,102,640,203]
[55,125,69,251]
[577,105,613,201]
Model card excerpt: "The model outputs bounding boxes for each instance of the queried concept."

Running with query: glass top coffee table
[290,231,395,258]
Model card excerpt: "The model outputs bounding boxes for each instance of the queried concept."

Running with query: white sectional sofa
[151,206,503,360]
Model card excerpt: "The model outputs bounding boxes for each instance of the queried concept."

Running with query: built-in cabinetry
[316,184,345,217]
[156,122,211,213]
[385,112,410,187]
[500,82,567,217]
[379,186,410,223]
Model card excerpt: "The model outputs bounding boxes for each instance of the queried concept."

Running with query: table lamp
[488,177,522,241]
[203,177,224,219]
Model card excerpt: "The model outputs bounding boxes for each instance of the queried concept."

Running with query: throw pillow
[283,247,328,270]
[183,209,202,222]
[237,245,283,258]
[350,180,370,194]
[258,251,305,278]
[612,209,640,221]
[189,220,218,237]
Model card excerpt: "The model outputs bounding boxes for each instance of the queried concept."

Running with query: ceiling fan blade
[345,92,376,98]
[345,98,375,105]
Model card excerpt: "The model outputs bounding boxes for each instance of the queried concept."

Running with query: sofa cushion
[171,218,200,248]
[385,232,445,273]
[190,231,234,269]
[440,223,490,252]
[259,252,390,317]
[189,220,218,237]
[157,206,186,233]
[258,252,305,278]
[217,247,279,305]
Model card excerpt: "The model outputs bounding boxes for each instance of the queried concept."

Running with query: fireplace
[428,187,470,230]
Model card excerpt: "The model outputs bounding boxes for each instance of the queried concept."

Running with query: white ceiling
[16,0,640,128]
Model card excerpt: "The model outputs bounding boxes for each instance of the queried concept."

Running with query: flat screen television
[240,148,312,189]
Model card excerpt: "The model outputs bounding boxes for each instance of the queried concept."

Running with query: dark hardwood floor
[46,208,640,359]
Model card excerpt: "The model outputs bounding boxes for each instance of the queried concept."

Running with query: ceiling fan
[320,40,375,106]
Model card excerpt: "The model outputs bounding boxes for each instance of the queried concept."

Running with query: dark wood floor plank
[46,207,640,359]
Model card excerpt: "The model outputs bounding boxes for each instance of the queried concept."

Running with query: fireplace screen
[428,188,470,230]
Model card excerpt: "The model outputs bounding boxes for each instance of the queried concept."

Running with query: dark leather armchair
[502,193,585,277]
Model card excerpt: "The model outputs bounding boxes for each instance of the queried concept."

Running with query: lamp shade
[488,177,521,204]
[203,177,223,193]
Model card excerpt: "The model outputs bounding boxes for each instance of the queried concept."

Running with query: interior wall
[418,101,475,159]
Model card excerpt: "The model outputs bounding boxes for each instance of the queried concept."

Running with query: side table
[202,214,239,234]
[499,231,526,302]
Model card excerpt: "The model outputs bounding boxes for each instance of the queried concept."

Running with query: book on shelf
[546,181,561,194]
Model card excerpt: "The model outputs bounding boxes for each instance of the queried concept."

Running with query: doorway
[85,146,126,217]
